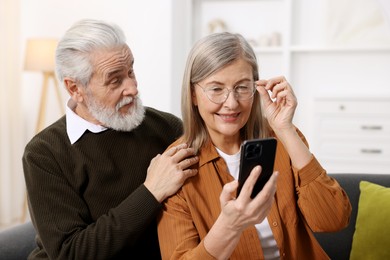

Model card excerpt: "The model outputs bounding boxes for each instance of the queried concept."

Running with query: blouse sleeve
[293,130,352,232]
[158,190,217,260]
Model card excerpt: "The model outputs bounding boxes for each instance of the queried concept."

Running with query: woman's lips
[217,112,240,122]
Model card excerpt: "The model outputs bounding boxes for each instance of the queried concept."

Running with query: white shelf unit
[311,97,390,174]
[190,0,390,174]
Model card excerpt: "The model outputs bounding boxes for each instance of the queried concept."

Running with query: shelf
[314,96,390,102]
[253,45,390,54]
[290,45,390,53]
[252,46,284,54]
[192,0,287,44]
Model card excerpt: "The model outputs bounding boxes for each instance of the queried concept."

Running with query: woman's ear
[191,87,198,106]
[64,78,84,102]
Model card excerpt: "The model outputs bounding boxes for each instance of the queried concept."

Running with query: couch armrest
[0,221,36,260]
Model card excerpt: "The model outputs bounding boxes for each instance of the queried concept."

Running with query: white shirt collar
[66,99,107,144]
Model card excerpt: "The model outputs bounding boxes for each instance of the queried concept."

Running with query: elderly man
[23,19,198,259]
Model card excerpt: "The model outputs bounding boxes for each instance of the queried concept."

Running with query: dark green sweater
[23,107,182,259]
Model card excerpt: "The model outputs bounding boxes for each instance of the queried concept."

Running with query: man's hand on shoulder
[144,143,199,202]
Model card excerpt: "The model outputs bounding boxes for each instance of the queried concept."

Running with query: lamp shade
[24,38,58,72]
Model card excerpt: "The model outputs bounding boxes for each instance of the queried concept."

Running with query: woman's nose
[223,89,239,108]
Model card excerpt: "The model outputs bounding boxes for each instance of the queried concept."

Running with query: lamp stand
[35,71,64,133]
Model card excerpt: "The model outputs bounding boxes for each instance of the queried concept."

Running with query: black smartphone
[237,138,277,198]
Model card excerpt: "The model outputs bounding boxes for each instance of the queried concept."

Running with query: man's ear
[64,77,84,102]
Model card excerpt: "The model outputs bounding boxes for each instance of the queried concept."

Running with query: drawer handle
[361,125,383,131]
[361,149,382,154]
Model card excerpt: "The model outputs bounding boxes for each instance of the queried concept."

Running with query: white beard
[86,94,145,132]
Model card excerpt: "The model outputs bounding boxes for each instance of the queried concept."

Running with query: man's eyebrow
[105,58,134,81]
[106,69,121,79]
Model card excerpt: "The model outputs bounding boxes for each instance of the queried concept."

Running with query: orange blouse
[158,129,351,260]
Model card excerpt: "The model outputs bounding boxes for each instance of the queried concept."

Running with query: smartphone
[237,138,277,198]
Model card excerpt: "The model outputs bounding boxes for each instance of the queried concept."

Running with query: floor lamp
[21,38,64,222]
[24,38,64,133]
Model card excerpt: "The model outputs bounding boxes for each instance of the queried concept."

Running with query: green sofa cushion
[350,181,390,260]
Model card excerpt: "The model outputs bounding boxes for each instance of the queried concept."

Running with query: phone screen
[237,138,277,198]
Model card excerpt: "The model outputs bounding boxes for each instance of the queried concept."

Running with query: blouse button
[272,221,278,227]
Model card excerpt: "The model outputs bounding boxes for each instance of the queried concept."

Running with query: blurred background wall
[1,0,389,229]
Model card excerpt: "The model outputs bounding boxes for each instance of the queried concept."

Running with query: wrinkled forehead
[91,45,133,76]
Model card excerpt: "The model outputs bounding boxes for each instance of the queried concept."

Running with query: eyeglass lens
[202,82,256,103]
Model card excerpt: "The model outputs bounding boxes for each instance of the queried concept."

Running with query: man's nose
[123,78,138,96]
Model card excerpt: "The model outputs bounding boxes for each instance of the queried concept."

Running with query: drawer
[314,99,390,115]
[319,158,390,174]
[316,117,390,137]
[316,140,390,161]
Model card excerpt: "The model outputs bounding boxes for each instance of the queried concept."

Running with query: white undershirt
[216,147,280,260]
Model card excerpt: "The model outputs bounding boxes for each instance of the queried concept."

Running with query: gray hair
[180,32,270,152]
[55,19,127,87]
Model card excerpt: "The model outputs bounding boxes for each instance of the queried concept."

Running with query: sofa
[0,220,36,259]
[1,173,389,260]
[314,173,390,260]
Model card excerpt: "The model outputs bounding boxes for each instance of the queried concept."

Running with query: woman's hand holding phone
[218,165,278,232]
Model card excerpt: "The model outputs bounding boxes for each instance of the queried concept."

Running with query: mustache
[116,96,137,111]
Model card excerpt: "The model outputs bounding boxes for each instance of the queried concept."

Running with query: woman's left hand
[256,76,297,132]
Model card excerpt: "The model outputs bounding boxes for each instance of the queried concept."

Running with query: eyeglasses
[196,82,256,104]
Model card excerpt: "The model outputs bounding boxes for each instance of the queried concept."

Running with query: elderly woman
[158,32,351,260]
